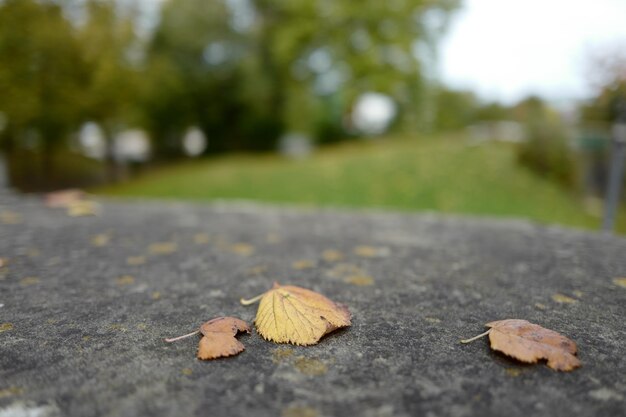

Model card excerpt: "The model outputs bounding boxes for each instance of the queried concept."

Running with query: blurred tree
[474,102,511,122]
[251,0,461,135]
[0,0,86,177]
[430,85,478,131]
[147,0,461,153]
[580,46,626,124]
[578,46,626,196]
[516,96,576,187]
[145,0,280,154]
[78,0,145,180]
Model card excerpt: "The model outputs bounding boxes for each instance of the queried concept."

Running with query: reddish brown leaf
[165,317,250,361]
[197,317,251,360]
[44,189,85,208]
[462,319,581,371]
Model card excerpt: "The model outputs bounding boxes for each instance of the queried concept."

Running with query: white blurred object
[78,122,107,159]
[278,132,313,159]
[352,93,396,135]
[113,130,151,162]
[182,126,208,157]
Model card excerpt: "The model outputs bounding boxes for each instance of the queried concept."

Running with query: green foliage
[431,86,479,131]
[0,0,462,166]
[144,0,461,153]
[79,0,143,129]
[0,0,85,150]
[515,97,577,187]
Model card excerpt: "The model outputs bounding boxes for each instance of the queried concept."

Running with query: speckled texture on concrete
[1,191,625,417]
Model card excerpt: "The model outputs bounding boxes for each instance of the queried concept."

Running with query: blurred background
[1,0,625,232]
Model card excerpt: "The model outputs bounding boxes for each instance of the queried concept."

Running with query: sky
[439,0,626,104]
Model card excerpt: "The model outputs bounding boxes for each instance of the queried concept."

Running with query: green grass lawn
[98,134,626,232]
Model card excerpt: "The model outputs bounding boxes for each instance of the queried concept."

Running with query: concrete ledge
[1,196,625,417]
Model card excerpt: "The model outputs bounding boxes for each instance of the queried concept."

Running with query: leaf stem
[460,329,491,344]
[240,292,265,306]
[164,330,199,343]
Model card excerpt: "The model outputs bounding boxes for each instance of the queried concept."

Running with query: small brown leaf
[462,319,581,371]
[197,317,251,360]
[165,317,250,361]
[241,283,351,346]
[44,189,85,208]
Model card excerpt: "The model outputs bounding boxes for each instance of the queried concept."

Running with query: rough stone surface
[1,191,625,417]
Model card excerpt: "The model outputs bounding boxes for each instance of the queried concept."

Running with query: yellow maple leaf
[240,283,351,346]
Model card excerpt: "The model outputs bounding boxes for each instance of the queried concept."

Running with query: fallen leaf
[293,356,328,376]
[325,263,365,279]
[0,258,7,268]
[44,189,85,208]
[292,259,315,270]
[344,275,374,286]
[321,249,344,262]
[424,317,441,324]
[198,317,251,359]
[0,387,23,398]
[282,406,318,417]
[247,265,268,276]
[193,233,210,244]
[0,323,13,333]
[266,233,281,243]
[551,293,577,304]
[20,277,39,286]
[229,243,255,256]
[148,242,177,255]
[91,234,110,247]
[461,319,581,371]
[127,256,146,266]
[109,324,128,332]
[272,347,295,364]
[165,317,250,360]
[67,200,100,217]
[505,368,523,377]
[241,283,351,345]
[0,210,21,224]
[353,245,389,258]
[613,277,626,288]
[116,275,135,286]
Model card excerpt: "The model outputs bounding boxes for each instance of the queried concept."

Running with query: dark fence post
[602,122,626,233]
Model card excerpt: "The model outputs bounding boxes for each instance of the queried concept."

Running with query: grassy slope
[98,135,624,232]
